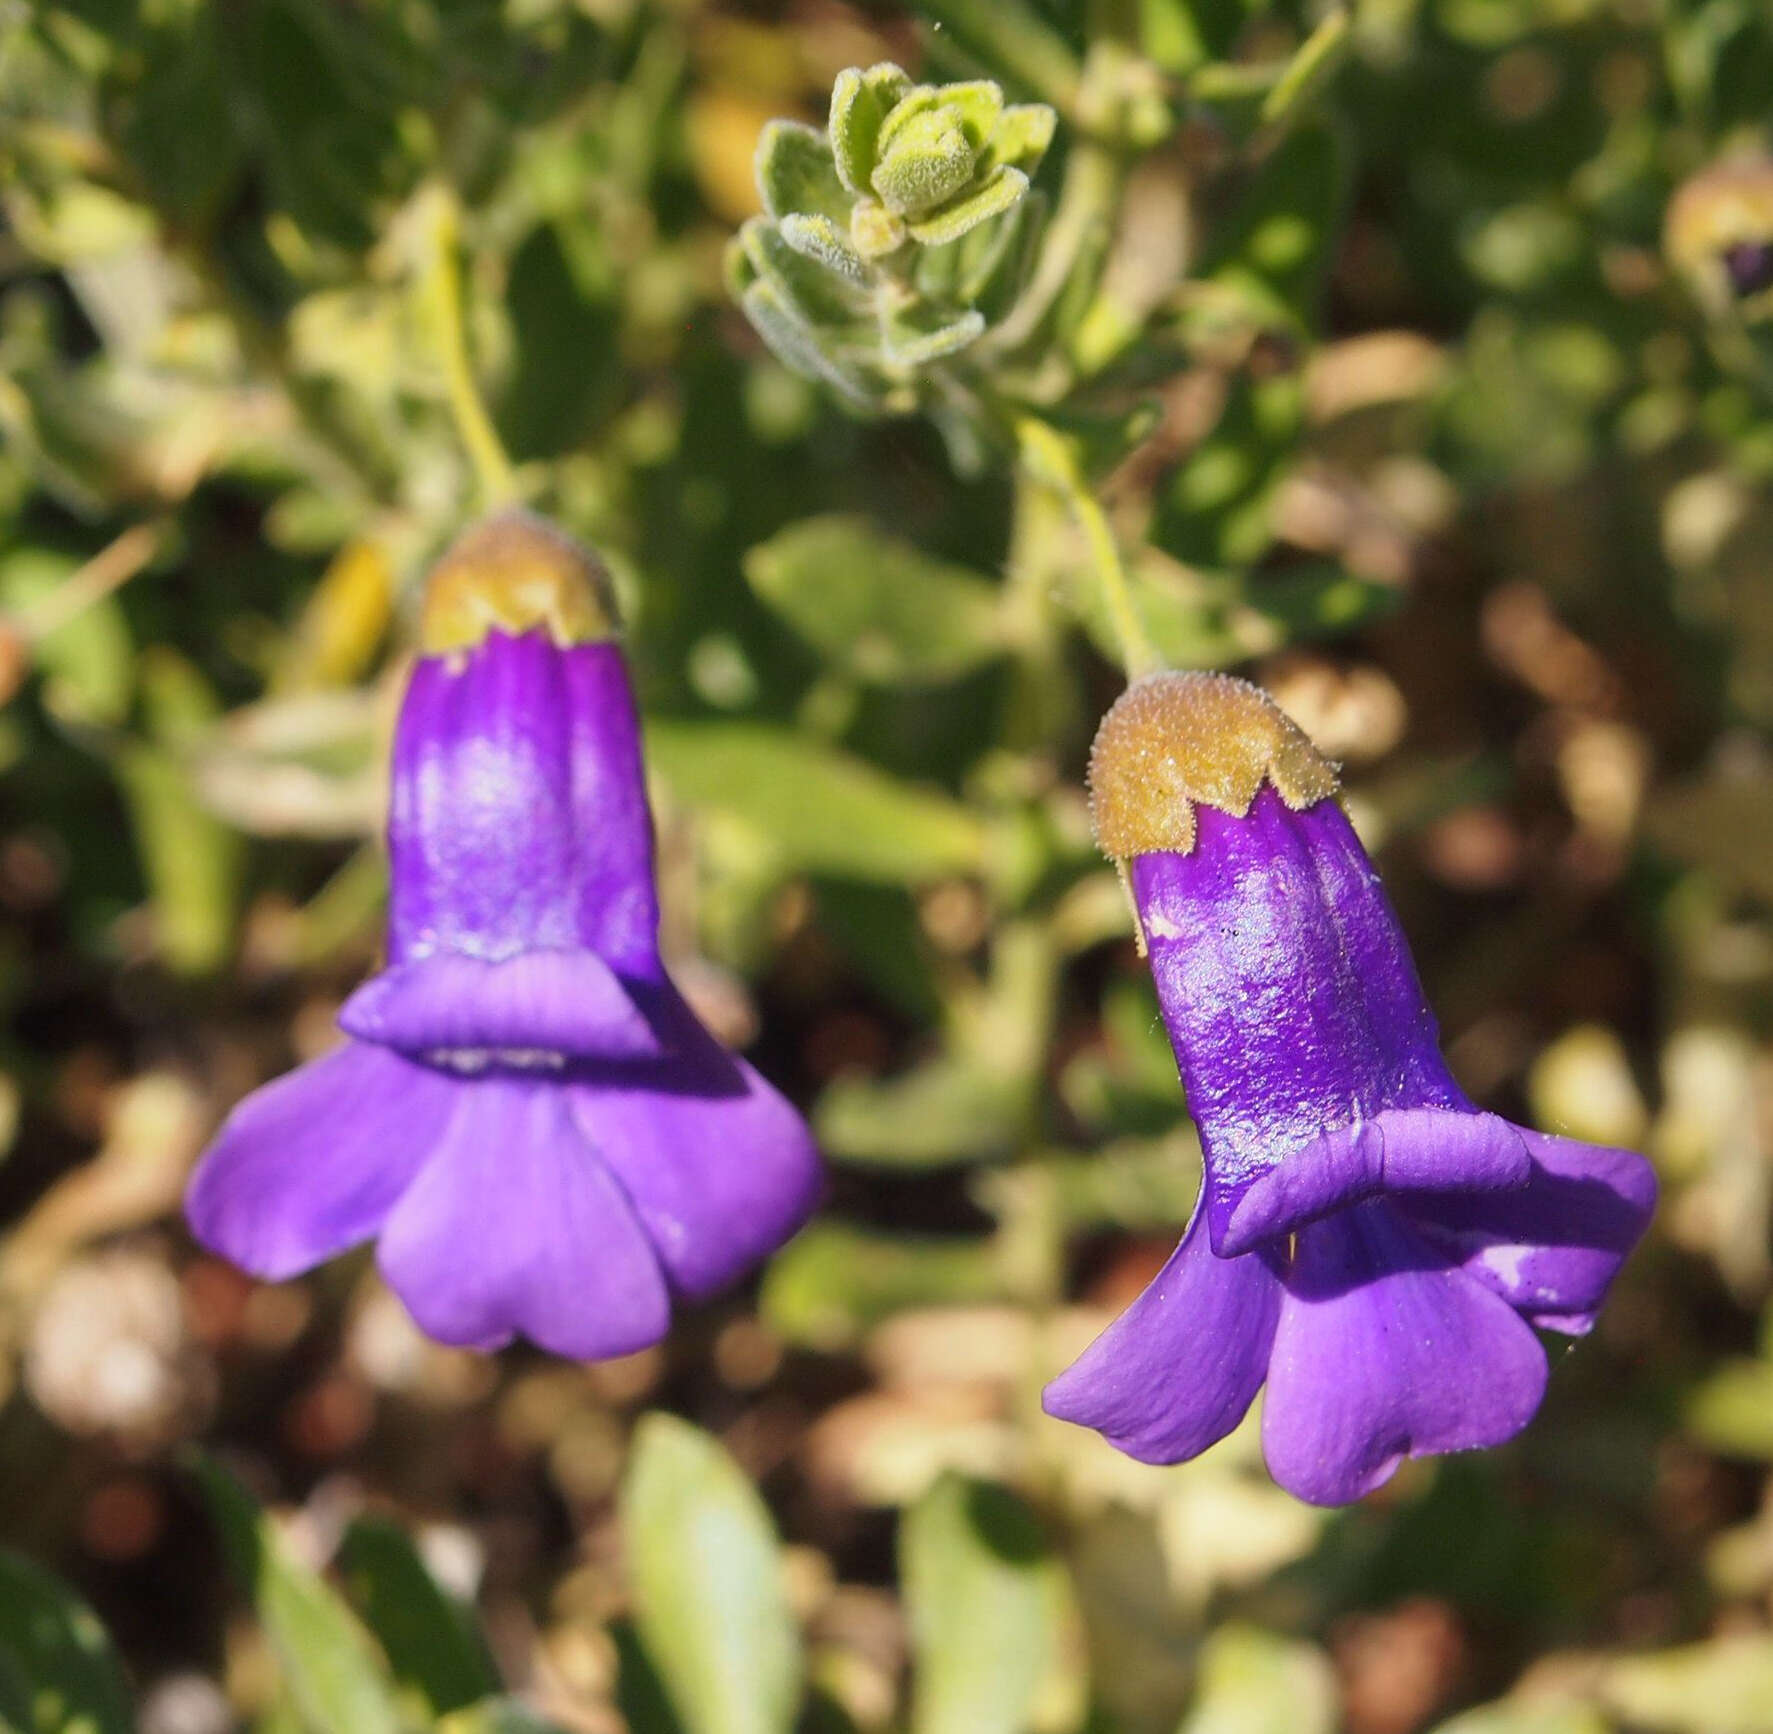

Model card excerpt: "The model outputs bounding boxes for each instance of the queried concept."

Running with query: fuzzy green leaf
[753,120,848,224]
[881,305,988,366]
[829,62,913,197]
[776,214,867,284]
[985,103,1055,174]
[741,219,865,328]
[906,167,1029,246]
[740,281,878,411]
[873,111,980,218]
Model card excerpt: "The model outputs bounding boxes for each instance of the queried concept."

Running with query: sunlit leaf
[622,1416,802,1734]
[744,516,1005,685]
[191,1457,405,1734]
[647,723,985,883]
[902,1475,1084,1734]
[762,1223,1008,1351]
[1177,1625,1337,1734]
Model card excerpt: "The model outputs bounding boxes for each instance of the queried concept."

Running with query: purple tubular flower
[1042,672,1655,1504]
[187,513,821,1359]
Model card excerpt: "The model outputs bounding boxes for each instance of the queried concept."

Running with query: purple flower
[187,513,822,1359]
[1043,673,1655,1504]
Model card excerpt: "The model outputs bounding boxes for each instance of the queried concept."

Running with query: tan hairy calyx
[420,510,619,653]
[1088,671,1338,858]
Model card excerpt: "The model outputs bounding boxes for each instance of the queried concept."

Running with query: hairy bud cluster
[727,63,1054,413]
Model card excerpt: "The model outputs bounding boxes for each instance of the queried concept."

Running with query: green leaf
[817,1057,1027,1167]
[436,1702,576,1734]
[829,63,913,197]
[985,104,1055,174]
[1258,10,1352,130]
[739,282,878,412]
[1432,1704,1609,1734]
[776,214,868,285]
[754,121,849,224]
[647,723,985,883]
[115,650,243,975]
[337,1517,499,1719]
[1201,123,1345,330]
[0,1551,133,1734]
[1600,1635,1773,1734]
[1684,1358,1773,1460]
[882,305,988,366]
[1178,1626,1338,1734]
[191,1457,406,1734]
[0,549,134,726]
[741,221,867,331]
[621,1416,802,1734]
[874,111,982,219]
[1150,374,1305,567]
[907,167,1030,247]
[761,1223,1008,1351]
[745,515,1004,686]
[902,1476,1083,1734]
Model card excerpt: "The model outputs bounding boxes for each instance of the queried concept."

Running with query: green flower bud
[872,107,981,217]
[731,63,1057,420]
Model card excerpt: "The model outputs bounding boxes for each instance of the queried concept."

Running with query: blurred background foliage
[2,0,1773,1730]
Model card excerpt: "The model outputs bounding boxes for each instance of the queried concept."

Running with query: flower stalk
[423,187,518,512]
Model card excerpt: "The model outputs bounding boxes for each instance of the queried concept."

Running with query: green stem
[1014,415,1159,681]
[983,137,1125,367]
[423,187,517,512]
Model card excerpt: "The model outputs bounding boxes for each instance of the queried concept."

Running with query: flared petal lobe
[570,981,823,1298]
[1402,1132,1658,1334]
[1042,1202,1281,1463]
[185,1041,454,1281]
[376,1072,672,1360]
[337,948,665,1059]
[1262,1202,1548,1506]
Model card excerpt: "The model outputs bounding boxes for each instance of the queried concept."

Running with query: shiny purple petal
[1401,1131,1658,1334]
[566,981,821,1297]
[338,949,665,1059]
[1042,1202,1281,1464]
[376,1073,671,1359]
[1262,1202,1548,1505]
[386,635,660,979]
[1133,792,1522,1250]
[185,1041,454,1281]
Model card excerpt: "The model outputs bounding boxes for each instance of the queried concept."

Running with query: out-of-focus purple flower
[187,513,821,1360]
[1044,672,1655,1503]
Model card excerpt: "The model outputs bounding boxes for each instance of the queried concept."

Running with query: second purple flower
[1044,672,1655,1504]
[187,513,822,1359]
